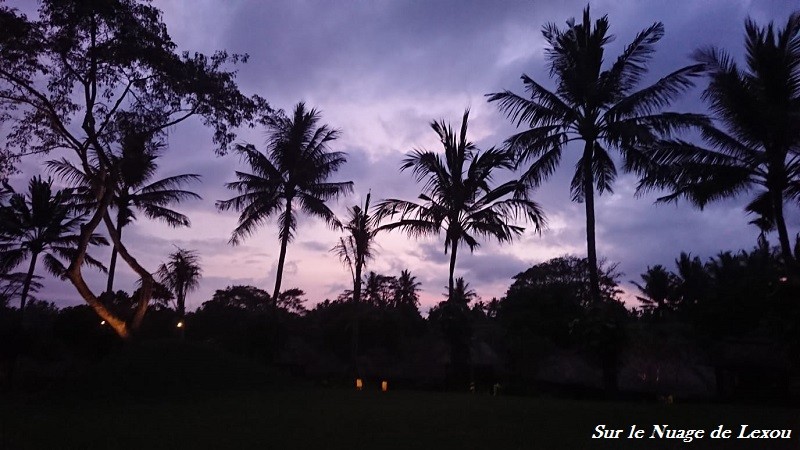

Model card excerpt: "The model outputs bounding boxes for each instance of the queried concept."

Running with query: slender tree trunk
[448,237,459,301]
[271,198,293,361]
[771,189,797,272]
[105,216,122,293]
[583,141,601,304]
[351,260,363,376]
[272,200,293,305]
[18,253,38,325]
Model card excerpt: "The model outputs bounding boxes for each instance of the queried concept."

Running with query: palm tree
[332,192,379,311]
[331,191,380,370]
[217,102,353,304]
[632,265,677,320]
[488,6,705,303]
[638,13,800,272]
[377,109,546,300]
[393,269,421,307]
[48,133,201,293]
[0,176,107,322]
[156,247,202,319]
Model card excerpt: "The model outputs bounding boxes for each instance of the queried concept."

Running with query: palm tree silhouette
[394,269,421,307]
[332,191,380,371]
[0,176,107,322]
[632,265,676,320]
[639,13,800,272]
[218,102,353,304]
[488,6,705,303]
[47,133,201,293]
[156,247,202,319]
[377,109,545,300]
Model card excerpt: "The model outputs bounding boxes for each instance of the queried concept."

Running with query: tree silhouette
[218,102,353,306]
[0,0,267,339]
[331,192,380,371]
[377,109,545,300]
[0,177,107,324]
[156,247,202,319]
[393,269,421,308]
[632,265,677,320]
[48,133,201,293]
[638,13,800,273]
[489,6,705,303]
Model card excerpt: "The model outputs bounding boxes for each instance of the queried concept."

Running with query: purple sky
[8,0,800,313]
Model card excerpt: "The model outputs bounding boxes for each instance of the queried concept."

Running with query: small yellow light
[176,321,184,328]
[100,320,106,325]
[355,378,363,391]
[381,380,388,392]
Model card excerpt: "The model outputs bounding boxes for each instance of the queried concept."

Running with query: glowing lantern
[100,320,106,325]
[355,378,363,391]
[381,381,388,392]
[176,321,184,328]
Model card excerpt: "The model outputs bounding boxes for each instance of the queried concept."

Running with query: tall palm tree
[48,133,201,293]
[488,6,705,303]
[638,13,800,272]
[217,102,354,304]
[376,109,546,300]
[156,247,201,318]
[332,191,380,370]
[0,176,107,322]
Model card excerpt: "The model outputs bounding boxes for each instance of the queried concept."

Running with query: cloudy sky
[8,0,800,313]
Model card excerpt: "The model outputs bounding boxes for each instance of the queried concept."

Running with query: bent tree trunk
[65,174,156,341]
[66,181,132,340]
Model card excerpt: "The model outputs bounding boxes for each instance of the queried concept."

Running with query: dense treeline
[2,243,799,399]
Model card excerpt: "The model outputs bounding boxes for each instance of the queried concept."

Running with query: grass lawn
[1,341,797,449]
[2,387,798,449]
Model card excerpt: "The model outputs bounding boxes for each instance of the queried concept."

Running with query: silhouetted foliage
[489,6,704,304]
[377,109,545,299]
[0,177,107,324]
[0,0,269,339]
[218,103,353,305]
[639,12,800,272]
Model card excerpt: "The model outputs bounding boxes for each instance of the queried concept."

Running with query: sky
[6,0,800,313]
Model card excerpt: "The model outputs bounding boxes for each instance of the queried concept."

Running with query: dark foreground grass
[2,387,798,450]
[1,341,797,449]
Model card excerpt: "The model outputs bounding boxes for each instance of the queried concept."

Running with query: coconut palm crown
[488,6,706,302]
[376,109,546,300]
[637,13,800,272]
[217,102,354,302]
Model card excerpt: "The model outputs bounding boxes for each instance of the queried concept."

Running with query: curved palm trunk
[271,198,293,360]
[448,238,459,301]
[105,215,123,293]
[583,142,602,304]
[771,189,797,273]
[18,252,38,326]
[272,199,293,305]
